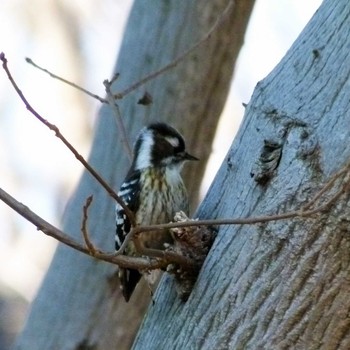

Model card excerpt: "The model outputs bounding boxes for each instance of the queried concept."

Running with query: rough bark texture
[133,1,350,349]
[14,1,255,349]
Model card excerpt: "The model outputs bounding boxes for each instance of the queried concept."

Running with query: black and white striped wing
[115,171,141,251]
[115,170,142,302]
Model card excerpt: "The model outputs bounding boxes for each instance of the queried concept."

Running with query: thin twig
[81,195,98,255]
[0,52,135,226]
[1,152,350,272]
[301,173,350,216]
[301,162,350,211]
[25,59,134,160]
[22,0,235,167]
[104,79,133,160]
[25,1,235,103]
[25,57,108,104]
[0,186,166,270]
[120,159,350,244]
[133,236,198,269]
[3,48,350,266]
[114,0,235,99]
[113,210,300,256]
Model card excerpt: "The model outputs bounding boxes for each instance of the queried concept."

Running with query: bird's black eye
[151,137,174,165]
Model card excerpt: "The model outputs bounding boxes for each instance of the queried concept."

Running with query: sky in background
[0,0,322,347]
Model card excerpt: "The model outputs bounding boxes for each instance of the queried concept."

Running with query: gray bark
[133,1,350,349]
[14,1,254,349]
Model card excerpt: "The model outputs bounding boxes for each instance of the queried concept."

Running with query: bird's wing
[115,170,142,302]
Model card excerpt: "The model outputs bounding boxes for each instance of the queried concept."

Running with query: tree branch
[104,78,133,160]
[25,57,107,104]
[2,48,350,272]
[1,153,349,273]
[0,186,166,270]
[81,195,98,255]
[113,0,235,99]
[24,0,235,102]
[0,52,136,227]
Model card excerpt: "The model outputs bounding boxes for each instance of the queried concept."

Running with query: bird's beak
[183,152,199,161]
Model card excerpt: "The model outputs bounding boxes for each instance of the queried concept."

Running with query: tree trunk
[14,1,255,349]
[133,1,350,349]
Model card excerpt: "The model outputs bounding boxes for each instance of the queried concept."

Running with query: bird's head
[133,122,198,170]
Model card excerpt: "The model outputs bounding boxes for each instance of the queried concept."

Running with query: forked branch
[0,153,349,273]
[24,0,235,102]
[0,52,135,227]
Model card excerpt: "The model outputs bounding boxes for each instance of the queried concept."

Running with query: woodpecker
[115,122,198,302]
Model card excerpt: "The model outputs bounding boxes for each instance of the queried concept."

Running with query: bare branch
[24,59,134,160]
[301,161,350,211]
[19,0,236,175]
[0,186,165,270]
[24,1,235,102]
[81,195,98,255]
[133,234,199,270]
[113,0,235,99]
[121,158,350,243]
[0,52,135,227]
[104,78,133,160]
[25,57,108,104]
[0,186,203,272]
[0,153,349,274]
[3,30,350,283]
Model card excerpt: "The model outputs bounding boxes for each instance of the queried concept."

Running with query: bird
[115,122,198,302]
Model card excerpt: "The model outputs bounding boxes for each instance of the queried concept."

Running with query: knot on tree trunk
[167,211,216,301]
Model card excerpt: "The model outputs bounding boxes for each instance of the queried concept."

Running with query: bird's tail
[119,267,142,302]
